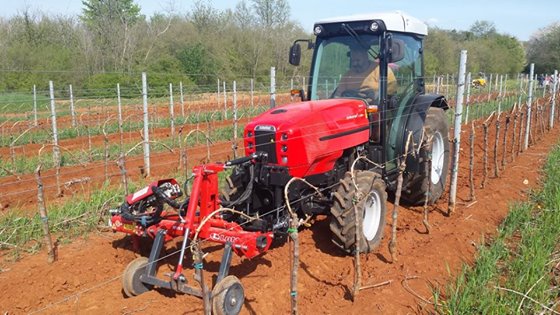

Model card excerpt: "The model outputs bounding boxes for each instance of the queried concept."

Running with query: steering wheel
[340,89,377,103]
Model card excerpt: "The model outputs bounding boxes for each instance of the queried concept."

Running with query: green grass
[0,182,130,260]
[435,143,560,314]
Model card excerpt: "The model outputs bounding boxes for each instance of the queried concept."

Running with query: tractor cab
[290,11,433,174]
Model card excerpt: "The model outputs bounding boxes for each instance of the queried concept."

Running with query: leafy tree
[424,27,459,75]
[190,0,220,33]
[80,0,143,72]
[470,21,497,38]
[0,3,531,94]
[251,0,290,28]
[81,0,141,27]
[526,23,560,73]
[177,43,218,86]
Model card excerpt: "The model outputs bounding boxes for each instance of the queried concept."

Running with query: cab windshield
[310,34,382,101]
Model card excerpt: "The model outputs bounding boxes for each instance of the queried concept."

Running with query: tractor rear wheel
[401,107,449,205]
[122,257,153,297]
[212,275,245,315]
[330,171,387,254]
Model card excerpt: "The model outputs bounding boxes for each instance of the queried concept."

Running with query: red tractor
[111,11,449,315]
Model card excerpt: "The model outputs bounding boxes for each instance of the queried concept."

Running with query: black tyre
[330,171,387,254]
[401,107,450,205]
[122,257,153,297]
[212,275,245,315]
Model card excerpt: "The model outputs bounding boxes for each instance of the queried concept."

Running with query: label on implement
[210,233,240,244]
[131,186,149,202]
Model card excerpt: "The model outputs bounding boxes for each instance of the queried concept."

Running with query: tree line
[0,0,557,96]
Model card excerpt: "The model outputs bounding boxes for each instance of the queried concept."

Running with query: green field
[435,143,560,314]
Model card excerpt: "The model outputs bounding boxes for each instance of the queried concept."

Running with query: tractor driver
[333,46,397,102]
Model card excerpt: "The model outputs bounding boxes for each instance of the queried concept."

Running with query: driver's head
[349,47,371,73]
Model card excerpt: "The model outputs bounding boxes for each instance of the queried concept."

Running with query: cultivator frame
[110,156,274,314]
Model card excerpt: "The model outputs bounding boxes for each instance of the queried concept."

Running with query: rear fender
[403,94,448,173]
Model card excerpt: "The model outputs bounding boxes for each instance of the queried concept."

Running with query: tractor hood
[244,98,370,177]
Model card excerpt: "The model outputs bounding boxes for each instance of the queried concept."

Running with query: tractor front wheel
[122,257,153,297]
[330,171,387,254]
[212,275,245,315]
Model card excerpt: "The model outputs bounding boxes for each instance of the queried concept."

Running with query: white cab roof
[315,11,428,36]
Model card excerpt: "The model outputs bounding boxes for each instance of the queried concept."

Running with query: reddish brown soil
[1,108,559,314]
[0,93,292,138]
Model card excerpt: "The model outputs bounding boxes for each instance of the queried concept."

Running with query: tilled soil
[0,112,559,314]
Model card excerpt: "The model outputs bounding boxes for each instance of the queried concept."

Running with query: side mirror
[289,43,301,66]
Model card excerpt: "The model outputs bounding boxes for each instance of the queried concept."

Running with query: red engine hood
[247,98,367,130]
[244,98,370,177]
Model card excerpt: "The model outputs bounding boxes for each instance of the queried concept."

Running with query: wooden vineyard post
[534,102,541,139]
[35,164,57,263]
[502,114,510,168]
[84,112,93,159]
[511,105,519,161]
[192,243,211,315]
[464,72,472,123]
[494,113,501,178]
[481,112,494,188]
[353,192,363,299]
[423,136,434,233]
[117,153,128,195]
[281,177,323,314]
[552,70,558,128]
[289,211,299,315]
[468,122,476,201]
[104,132,109,182]
[102,118,112,182]
[180,81,185,118]
[540,102,547,135]
[389,132,412,262]
[178,127,185,170]
[518,110,525,154]
[524,64,534,151]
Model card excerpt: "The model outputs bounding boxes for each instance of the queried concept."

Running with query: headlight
[370,22,379,32]
[314,25,323,35]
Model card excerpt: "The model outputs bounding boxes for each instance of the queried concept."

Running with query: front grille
[255,129,277,163]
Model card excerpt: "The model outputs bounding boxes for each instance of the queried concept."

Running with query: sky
[1,0,559,41]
